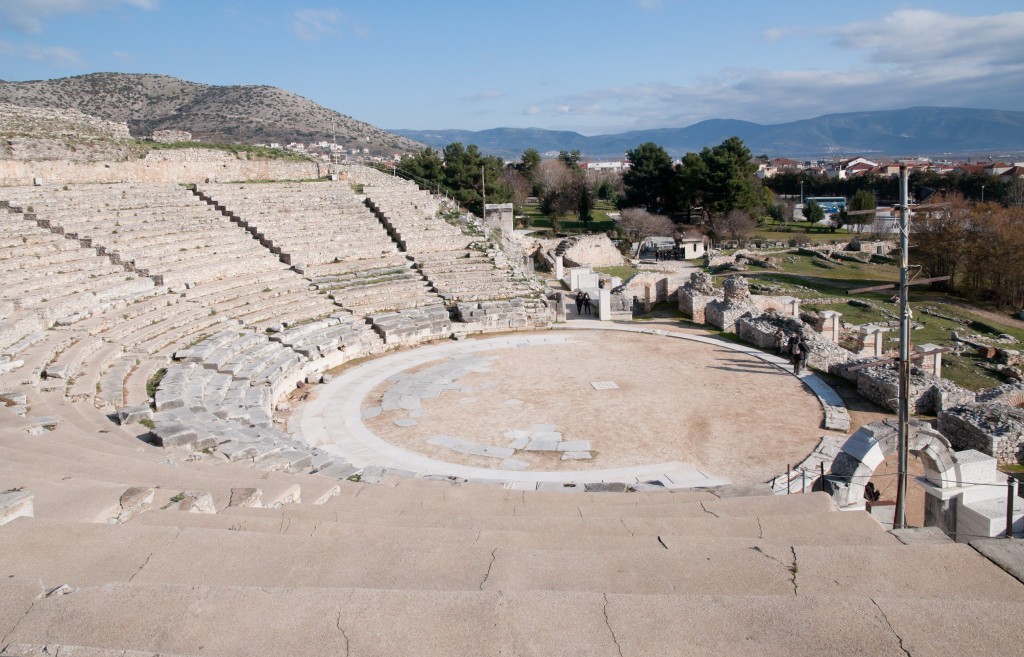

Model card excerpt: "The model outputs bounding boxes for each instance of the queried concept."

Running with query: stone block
[177,491,216,514]
[116,404,154,426]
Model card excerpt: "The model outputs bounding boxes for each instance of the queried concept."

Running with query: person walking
[582,292,592,316]
[786,333,800,365]
[574,290,583,316]
[794,336,809,375]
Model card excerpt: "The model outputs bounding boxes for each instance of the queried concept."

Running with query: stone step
[130,506,896,548]
[315,488,837,519]
[10,578,1016,657]
[4,518,1014,600]
[0,442,327,513]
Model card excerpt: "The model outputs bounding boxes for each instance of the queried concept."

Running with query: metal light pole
[800,180,804,206]
[894,164,912,529]
[981,184,985,204]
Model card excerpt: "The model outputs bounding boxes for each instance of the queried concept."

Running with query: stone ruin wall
[560,234,625,268]
[617,271,688,304]
[938,406,1024,463]
[837,365,975,415]
[0,148,321,186]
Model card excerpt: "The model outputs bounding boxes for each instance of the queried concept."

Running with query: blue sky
[1,1,1022,135]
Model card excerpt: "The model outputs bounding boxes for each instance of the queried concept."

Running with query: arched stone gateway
[824,419,1013,539]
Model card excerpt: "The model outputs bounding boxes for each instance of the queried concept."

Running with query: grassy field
[522,201,618,235]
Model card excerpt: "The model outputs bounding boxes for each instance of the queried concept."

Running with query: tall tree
[698,136,763,216]
[558,149,582,168]
[622,142,674,212]
[802,199,825,223]
[518,148,542,182]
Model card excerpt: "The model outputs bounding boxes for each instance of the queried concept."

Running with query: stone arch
[824,419,959,508]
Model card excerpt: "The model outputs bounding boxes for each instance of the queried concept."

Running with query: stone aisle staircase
[1,482,1022,656]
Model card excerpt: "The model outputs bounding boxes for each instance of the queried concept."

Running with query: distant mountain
[0,73,422,154]
[393,108,1024,159]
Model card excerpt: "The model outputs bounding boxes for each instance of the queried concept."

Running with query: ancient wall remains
[559,234,625,268]
[0,149,321,186]
[938,404,1024,463]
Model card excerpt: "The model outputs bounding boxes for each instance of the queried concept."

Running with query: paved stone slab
[970,538,1024,584]
[393,418,417,428]
[561,451,592,460]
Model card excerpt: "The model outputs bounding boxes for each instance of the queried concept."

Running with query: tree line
[912,197,1024,310]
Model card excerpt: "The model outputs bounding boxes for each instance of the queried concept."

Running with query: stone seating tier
[368,306,452,346]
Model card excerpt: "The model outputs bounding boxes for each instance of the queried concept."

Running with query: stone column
[915,343,943,378]
[555,293,567,322]
[820,310,842,343]
[599,288,611,321]
[554,255,564,280]
[859,325,885,357]
[787,298,801,317]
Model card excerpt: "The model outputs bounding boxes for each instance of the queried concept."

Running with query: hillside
[393,107,1024,159]
[0,73,422,154]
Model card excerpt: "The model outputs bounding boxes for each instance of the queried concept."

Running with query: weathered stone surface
[939,403,1024,464]
[116,404,153,426]
[177,491,216,514]
[228,487,264,508]
[0,489,34,525]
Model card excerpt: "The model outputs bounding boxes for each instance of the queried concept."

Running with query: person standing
[583,292,592,316]
[574,290,583,316]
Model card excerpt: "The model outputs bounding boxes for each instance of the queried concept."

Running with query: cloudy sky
[1,1,1021,135]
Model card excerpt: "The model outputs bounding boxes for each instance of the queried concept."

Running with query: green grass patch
[146,367,167,400]
[941,353,1009,391]
[594,265,640,280]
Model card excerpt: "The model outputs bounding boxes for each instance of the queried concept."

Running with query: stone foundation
[850,365,975,415]
[938,404,1024,464]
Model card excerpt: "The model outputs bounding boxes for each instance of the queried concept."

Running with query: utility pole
[894,164,911,529]
[481,165,486,220]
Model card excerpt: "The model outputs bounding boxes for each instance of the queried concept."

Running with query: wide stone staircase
[2,480,1022,656]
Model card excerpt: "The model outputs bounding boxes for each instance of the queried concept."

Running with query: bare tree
[711,209,757,245]
[618,207,676,244]
[501,167,531,210]
[1008,177,1024,208]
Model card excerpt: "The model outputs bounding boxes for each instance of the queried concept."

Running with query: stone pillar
[554,255,564,280]
[555,293,567,322]
[599,288,611,321]
[820,310,842,343]
[787,298,800,317]
[915,343,943,378]
[859,325,885,358]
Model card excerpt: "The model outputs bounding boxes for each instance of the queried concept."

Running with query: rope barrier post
[801,469,806,494]
[1007,476,1016,539]
[787,464,791,495]
[820,462,825,492]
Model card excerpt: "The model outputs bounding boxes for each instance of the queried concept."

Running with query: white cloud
[0,38,83,67]
[291,8,366,42]
[0,0,157,33]
[528,10,1024,132]
[463,90,506,102]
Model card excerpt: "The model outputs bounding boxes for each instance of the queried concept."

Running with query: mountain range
[393,108,1024,159]
[2,73,1022,161]
[0,73,421,154]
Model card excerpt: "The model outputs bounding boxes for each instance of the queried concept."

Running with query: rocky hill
[0,73,421,154]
